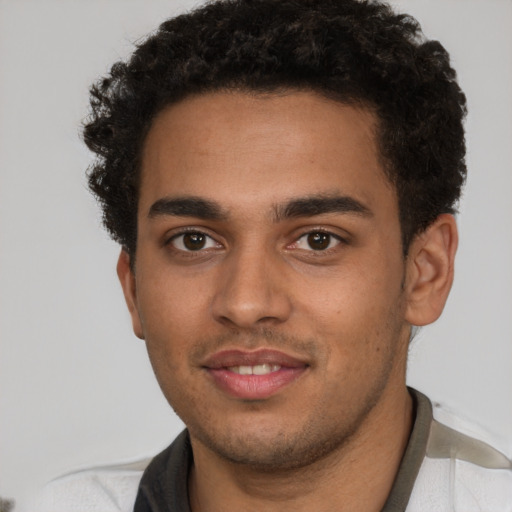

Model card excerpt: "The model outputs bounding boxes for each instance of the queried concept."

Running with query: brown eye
[293,231,342,251]
[307,232,332,250]
[170,232,219,252]
[183,233,206,250]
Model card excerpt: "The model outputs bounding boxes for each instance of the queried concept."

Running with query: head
[84,0,466,262]
[83,0,465,472]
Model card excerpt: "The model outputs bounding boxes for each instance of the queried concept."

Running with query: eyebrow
[148,197,228,220]
[147,194,372,222]
[274,194,372,221]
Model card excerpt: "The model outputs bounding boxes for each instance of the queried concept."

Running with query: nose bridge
[211,240,291,328]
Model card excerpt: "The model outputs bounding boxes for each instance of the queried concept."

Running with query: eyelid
[164,227,223,252]
[296,232,341,249]
[288,226,350,248]
[162,225,349,254]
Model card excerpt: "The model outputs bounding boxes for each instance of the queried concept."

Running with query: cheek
[135,274,210,371]
[137,278,207,409]
[301,262,402,327]
[298,261,406,364]
[138,266,210,327]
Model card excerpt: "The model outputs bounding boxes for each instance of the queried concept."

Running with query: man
[37,0,511,511]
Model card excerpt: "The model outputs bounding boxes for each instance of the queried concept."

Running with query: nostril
[211,287,292,328]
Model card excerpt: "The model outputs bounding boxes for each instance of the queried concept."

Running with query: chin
[189,417,359,472]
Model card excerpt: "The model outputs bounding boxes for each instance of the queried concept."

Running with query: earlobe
[405,214,458,326]
[116,249,145,339]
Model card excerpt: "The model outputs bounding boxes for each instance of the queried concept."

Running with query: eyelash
[165,227,347,255]
[166,229,221,253]
[291,231,345,252]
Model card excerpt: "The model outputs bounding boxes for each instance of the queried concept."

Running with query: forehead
[139,90,395,218]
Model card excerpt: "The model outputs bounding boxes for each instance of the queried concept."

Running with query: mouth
[227,363,282,375]
[202,349,309,400]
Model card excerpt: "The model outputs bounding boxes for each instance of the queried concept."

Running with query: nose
[211,245,292,329]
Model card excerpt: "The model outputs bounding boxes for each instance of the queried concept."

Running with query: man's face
[124,91,413,469]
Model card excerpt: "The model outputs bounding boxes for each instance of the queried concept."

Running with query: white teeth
[238,365,253,375]
[253,364,271,375]
[228,364,282,375]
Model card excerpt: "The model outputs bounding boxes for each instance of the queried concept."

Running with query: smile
[203,349,308,400]
[228,364,281,375]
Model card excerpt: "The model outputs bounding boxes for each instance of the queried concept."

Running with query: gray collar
[134,388,432,512]
[381,388,432,511]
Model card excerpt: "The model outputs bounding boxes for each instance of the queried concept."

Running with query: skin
[118,91,458,511]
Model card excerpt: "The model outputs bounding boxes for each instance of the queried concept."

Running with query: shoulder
[32,459,151,512]
[408,397,512,512]
[32,432,191,512]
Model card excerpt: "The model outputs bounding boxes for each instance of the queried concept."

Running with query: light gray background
[1,1,511,509]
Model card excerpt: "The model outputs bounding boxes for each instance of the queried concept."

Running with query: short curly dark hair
[84,0,467,259]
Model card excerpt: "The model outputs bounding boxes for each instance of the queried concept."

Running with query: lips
[203,349,308,400]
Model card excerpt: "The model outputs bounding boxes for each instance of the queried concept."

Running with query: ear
[404,214,458,326]
[116,249,145,339]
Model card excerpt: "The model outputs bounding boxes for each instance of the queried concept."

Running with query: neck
[189,384,413,512]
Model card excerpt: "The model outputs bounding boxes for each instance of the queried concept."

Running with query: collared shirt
[34,388,512,512]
